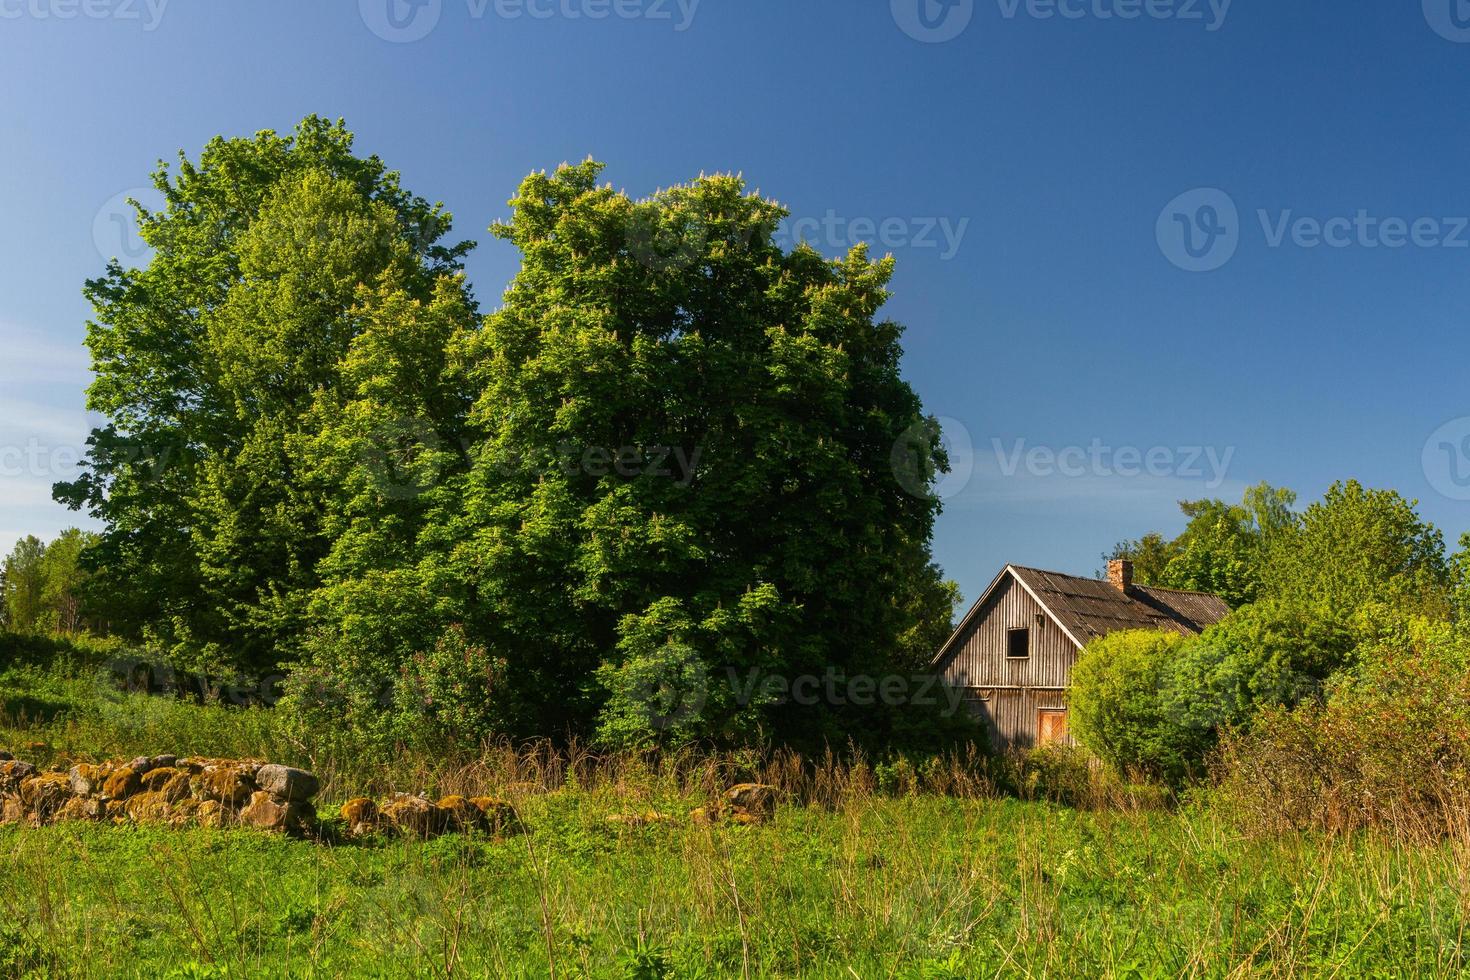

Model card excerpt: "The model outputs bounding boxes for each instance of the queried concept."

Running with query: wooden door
[1037,708,1068,745]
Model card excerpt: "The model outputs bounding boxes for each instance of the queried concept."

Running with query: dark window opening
[1007,627,1030,659]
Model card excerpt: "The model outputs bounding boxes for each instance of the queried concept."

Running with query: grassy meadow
[3,649,1470,978]
[5,788,1469,977]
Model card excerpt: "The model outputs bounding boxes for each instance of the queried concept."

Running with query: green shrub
[1070,630,1194,784]
[1158,599,1356,755]
[392,624,512,749]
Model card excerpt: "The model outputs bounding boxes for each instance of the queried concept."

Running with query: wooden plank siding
[938,574,1078,749]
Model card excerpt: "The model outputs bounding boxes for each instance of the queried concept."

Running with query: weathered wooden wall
[940,573,1076,749]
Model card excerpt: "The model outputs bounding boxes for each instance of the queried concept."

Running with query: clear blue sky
[3,0,1469,606]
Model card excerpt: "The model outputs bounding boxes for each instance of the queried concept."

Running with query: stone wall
[0,752,319,835]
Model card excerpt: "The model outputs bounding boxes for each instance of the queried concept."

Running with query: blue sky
[2,0,1469,605]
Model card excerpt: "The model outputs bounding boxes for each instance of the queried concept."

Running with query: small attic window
[1006,627,1030,659]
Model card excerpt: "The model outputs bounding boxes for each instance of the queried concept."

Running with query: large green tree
[55,117,475,674]
[1108,482,1297,608]
[1,536,47,632]
[1259,480,1447,621]
[291,161,958,748]
[36,528,98,634]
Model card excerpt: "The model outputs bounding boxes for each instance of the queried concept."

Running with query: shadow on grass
[0,694,72,725]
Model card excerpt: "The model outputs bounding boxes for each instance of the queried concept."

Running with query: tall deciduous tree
[292,161,958,747]
[1108,482,1297,608]
[55,117,474,673]
[1259,480,1447,620]
[37,528,97,634]
[1,536,47,632]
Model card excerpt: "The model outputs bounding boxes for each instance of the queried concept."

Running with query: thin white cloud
[0,321,91,385]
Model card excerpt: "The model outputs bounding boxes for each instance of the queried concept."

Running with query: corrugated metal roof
[1009,565,1229,644]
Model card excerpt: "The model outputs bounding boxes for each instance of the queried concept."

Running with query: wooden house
[931,559,1229,748]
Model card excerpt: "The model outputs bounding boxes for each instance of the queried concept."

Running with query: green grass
[3,796,1468,977]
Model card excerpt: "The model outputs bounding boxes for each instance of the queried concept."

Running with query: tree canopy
[55,117,476,675]
[57,121,960,750]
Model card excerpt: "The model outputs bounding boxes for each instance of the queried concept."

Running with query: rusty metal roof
[1009,565,1230,646]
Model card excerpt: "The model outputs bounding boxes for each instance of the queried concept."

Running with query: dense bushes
[1214,621,1470,840]
[1076,479,1469,810]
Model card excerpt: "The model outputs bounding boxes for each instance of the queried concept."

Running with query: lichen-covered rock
[68,763,114,797]
[140,766,182,793]
[0,795,24,824]
[724,783,779,819]
[468,797,522,836]
[194,764,256,806]
[136,766,192,803]
[381,794,437,837]
[124,790,174,824]
[125,755,156,775]
[254,764,318,803]
[0,760,38,794]
[238,790,314,835]
[691,785,779,827]
[159,771,192,804]
[102,768,141,801]
[55,796,106,822]
[103,799,126,822]
[194,799,226,828]
[20,772,72,821]
[340,797,381,836]
[435,796,483,833]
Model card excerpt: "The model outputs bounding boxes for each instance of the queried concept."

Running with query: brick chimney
[1107,558,1133,593]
